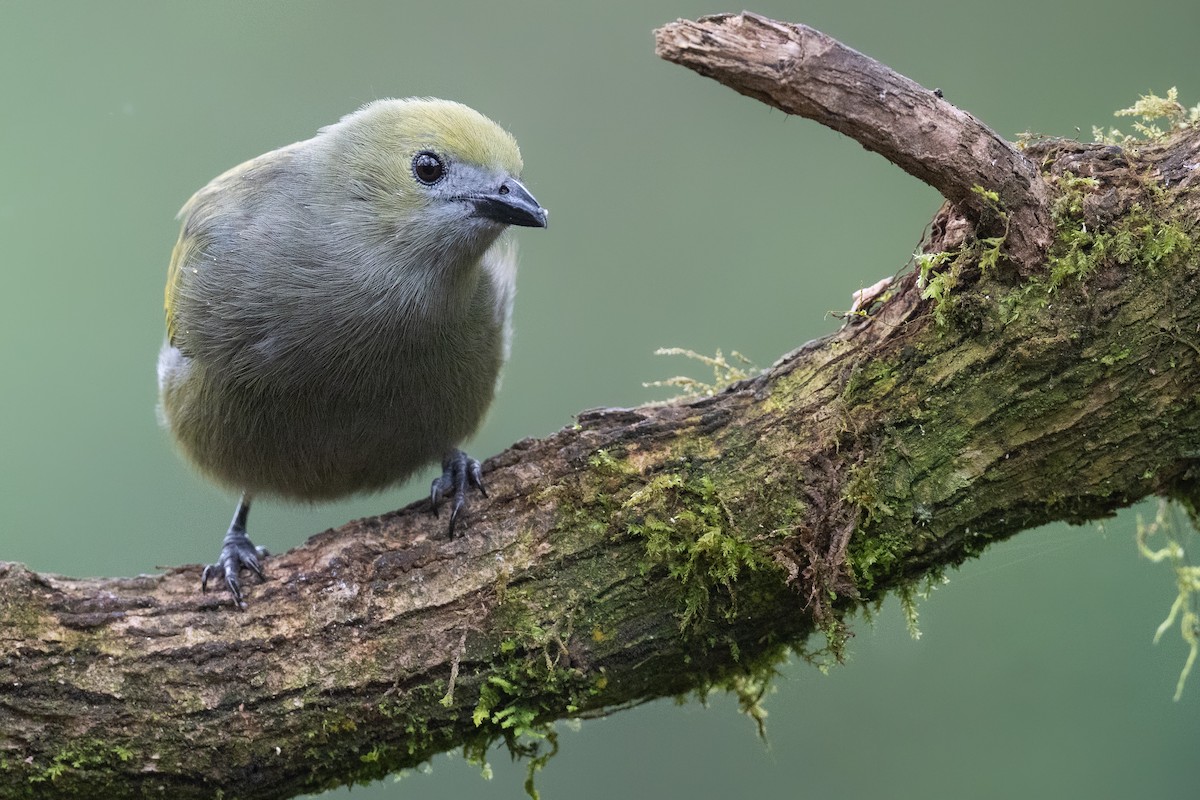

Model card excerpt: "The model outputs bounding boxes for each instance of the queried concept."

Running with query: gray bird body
[158,98,541,508]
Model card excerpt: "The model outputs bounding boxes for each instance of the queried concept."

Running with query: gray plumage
[157,98,546,603]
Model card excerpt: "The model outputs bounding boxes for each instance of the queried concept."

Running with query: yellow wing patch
[164,228,200,345]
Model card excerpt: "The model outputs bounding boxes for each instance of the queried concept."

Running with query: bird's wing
[162,143,302,349]
[163,226,200,347]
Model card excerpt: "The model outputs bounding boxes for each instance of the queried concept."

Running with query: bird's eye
[412,152,445,185]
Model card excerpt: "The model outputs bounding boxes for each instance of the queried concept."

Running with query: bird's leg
[430,450,487,535]
[201,493,268,608]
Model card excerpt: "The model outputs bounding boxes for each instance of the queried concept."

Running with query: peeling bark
[3,12,1200,800]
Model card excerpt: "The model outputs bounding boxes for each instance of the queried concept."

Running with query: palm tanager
[157,98,547,607]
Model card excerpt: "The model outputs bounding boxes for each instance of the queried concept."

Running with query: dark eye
[412,152,445,185]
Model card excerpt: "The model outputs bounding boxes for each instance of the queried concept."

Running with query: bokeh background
[3,1,1198,798]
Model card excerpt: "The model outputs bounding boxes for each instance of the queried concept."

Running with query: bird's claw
[201,529,268,609]
[430,449,487,535]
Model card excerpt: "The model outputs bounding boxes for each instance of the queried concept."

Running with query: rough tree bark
[3,11,1199,800]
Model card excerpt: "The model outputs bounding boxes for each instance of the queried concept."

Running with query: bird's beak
[470,178,548,228]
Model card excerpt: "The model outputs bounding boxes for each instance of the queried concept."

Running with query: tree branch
[654,12,1054,273]
[3,13,1199,800]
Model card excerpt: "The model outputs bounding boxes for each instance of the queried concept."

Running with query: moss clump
[644,348,759,399]
[284,683,458,796]
[683,636,794,739]
[913,185,1009,328]
[556,447,808,742]
[842,359,901,405]
[922,164,1195,334]
[916,236,1007,331]
[842,447,941,598]
[623,470,780,633]
[1137,499,1200,700]
[14,740,135,798]
[462,586,600,799]
[1045,172,1193,291]
[541,447,639,544]
[1093,87,1200,146]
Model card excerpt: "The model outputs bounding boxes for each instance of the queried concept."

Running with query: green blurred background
[2,0,1197,797]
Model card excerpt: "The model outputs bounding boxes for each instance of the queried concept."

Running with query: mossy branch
[4,13,1200,800]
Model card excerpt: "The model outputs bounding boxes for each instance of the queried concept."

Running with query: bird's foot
[201,528,268,609]
[430,449,487,535]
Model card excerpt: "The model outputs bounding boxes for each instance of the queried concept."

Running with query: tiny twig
[440,629,470,707]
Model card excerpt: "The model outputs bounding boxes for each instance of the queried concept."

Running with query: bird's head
[323,98,547,253]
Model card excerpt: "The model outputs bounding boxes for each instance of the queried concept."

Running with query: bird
[156,98,547,607]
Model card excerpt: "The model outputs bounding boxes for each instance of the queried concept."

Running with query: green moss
[459,584,603,799]
[1094,87,1200,145]
[842,359,900,404]
[836,141,1199,681]
[684,637,794,739]
[841,444,955,640]
[556,440,796,650]
[915,250,957,327]
[588,447,634,478]
[15,739,136,797]
[895,570,947,640]
[541,440,815,750]
[0,571,46,642]
[1050,172,1101,214]
[1137,500,1200,700]
[842,460,897,527]
[1040,168,1196,299]
[285,682,461,795]
[916,244,1002,330]
[1046,183,1194,291]
[623,470,780,633]
[1099,345,1132,366]
[644,347,759,399]
[544,447,640,545]
[918,166,1195,335]
[914,185,1012,328]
